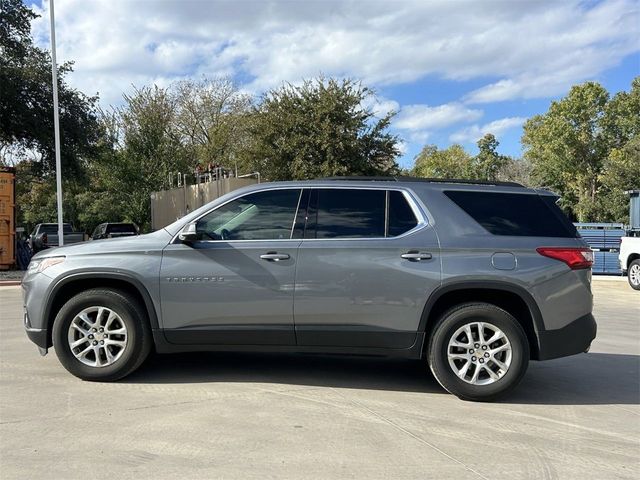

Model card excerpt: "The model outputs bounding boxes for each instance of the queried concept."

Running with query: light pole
[49,0,64,245]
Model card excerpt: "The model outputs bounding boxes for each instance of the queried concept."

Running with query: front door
[294,188,441,349]
[160,188,302,345]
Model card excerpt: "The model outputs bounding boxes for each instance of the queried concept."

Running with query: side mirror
[178,222,198,243]
[34,232,48,250]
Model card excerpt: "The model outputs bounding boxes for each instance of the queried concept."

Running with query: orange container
[0,166,16,269]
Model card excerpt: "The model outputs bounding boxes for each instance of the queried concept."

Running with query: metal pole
[49,0,64,246]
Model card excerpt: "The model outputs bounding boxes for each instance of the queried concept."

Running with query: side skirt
[152,329,425,359]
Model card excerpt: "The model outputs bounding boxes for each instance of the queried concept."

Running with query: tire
[628,259,640,290]
[427,302,529,402]
[52,288,152,381]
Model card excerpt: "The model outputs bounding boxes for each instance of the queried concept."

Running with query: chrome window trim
[170,185,430,244]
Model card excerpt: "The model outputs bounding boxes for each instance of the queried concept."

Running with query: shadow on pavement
[124,351,640,405]
[508,352,639,406]
[127,352,441,394]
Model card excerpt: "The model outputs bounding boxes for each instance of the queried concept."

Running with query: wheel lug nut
[99,328,104,332]
[474,343,480,348]
[479,358,484,363]
[93,341,98,345]
[468,349,474,354]
[471,356,477,361]
[482,345,488,350]
[92,328,97,332]
[100,340,104,345]
[484,352,490,358]
[104,334,108,338]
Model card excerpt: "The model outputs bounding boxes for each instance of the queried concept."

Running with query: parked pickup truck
[29,223,86,253]
[619,235,640,290]
[90,223,139,240]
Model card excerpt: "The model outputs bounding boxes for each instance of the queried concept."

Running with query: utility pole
[49,0,64,245]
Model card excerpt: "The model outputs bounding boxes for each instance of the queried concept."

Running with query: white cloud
[449,117,526,144]
[29,0,639,107]
[361,96,400,118]
[395,103,482,131]
[396,140,409,156]
[408,131,431,144]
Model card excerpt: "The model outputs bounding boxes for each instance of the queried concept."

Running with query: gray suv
[22,178,596,401]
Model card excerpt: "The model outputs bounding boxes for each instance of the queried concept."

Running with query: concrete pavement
[0,279,638,479]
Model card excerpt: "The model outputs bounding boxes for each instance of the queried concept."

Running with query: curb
[0,281,22,287]
[592,275,627,282]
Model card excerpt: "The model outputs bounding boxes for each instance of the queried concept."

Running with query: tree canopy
[0,0,102,176]
[411,134,521,183]
[242,78,400,180]
[522,78,639,221]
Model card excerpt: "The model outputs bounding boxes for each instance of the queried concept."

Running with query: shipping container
[0,166,16,269]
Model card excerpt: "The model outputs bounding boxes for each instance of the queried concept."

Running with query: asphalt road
[1,278,638,479]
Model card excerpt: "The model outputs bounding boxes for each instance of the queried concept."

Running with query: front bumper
[24,312,48,350]
[536,313,597,360]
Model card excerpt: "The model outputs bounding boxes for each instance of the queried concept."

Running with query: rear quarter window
[444,190,578,238]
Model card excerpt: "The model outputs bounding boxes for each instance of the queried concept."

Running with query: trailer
[574,223,625,275]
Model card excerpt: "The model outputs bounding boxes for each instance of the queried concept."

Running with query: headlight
[27,256,65,274]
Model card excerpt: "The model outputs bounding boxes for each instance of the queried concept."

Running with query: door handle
[260,252,290,262]
[401,251,432,261]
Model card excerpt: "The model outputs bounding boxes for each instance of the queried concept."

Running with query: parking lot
[0,278,638,479]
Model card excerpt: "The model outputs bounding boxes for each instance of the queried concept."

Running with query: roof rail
[320,176,524,188]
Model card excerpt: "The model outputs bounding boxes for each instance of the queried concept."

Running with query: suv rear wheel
[52,289,152,381]
[428,303,529,401]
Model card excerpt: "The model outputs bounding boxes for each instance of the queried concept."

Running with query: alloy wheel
[67,306,128,367]
[630,263,640,286]
[447,321,512,385]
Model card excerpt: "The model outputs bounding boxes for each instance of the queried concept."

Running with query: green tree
[242,77,400,180]
[173,77,252,172]
[602,77,640,150]
[472,133,509,181]
[411,144,473,179]
[83,87,191,232]
[0,0,102,175]
[14,159,89,233]
[599,137,640,222]
[522,78,639,221]
[411,135,520,183]
[496,157,532,186]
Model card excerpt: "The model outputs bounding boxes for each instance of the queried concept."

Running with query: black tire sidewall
[52,289,149,381]
[429,303,529,401]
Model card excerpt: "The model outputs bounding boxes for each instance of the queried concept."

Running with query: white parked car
[619,236,640,290]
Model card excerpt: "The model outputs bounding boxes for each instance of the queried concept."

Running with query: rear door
[293,187,441,349]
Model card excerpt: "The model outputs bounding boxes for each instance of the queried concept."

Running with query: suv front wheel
[428,303,529,401]
[52,288,152,381]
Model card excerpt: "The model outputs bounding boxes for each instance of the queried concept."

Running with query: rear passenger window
[444,191,579,237]
[306,189,386,238]
[387,191,418,237]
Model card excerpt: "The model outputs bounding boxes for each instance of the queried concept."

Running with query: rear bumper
[536,313,597,360]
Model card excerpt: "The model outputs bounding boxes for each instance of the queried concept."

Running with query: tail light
[536,247,594,270]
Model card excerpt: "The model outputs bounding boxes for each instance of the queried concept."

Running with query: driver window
[196,189,302,241]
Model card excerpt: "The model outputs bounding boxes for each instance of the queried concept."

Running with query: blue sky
[30,0,639,169]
